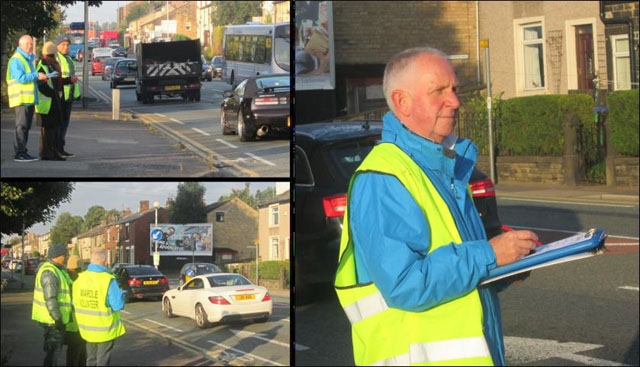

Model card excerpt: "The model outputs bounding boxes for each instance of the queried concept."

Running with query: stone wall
[614,157,640,186]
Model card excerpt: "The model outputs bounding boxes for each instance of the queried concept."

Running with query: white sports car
[162,273,272,328]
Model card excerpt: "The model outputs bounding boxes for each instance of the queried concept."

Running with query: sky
[63,1,131,25]
[20,181,288,237]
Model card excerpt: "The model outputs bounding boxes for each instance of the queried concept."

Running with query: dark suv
[114,264,169,302]
[295,121,505,304]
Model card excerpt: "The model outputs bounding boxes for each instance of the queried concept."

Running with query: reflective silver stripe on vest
[77,318,123,332]
[33,299,72,308]
[35,285,70,295]
[74,308,116,317]
[371,337,491,366]
[343,290,389,324]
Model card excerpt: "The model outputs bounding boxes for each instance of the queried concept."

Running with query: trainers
[14,153,38,162]
[60,150,75,158]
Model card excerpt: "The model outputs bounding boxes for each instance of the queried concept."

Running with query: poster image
[150,223,213,256]
[295,0,335,90]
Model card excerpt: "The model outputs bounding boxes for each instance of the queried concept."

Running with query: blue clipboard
[480,228,607,285]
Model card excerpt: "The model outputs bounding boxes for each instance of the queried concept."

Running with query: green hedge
[238,260,289,284]
[607,90,639,156]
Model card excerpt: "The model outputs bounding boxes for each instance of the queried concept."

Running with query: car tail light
[115,70,121,76]
[254,97,280,105]
[128,278,142,286]
[159,277,168,285]
[470,178,496,198]
[323,194,347,218]
[208,296,230,305]
[261,292,271,302]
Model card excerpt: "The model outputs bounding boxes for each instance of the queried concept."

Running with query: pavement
[494,180,639,205]
[0,269,289,366]
[1,102,219,177]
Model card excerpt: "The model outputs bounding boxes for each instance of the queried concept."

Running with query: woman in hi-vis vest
[35,41,66,161]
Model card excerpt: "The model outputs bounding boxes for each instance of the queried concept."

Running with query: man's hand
[37,72,47,81]
[489,229,539,266]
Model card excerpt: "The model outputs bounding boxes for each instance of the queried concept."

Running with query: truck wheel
[136,91,141,101]
[195,90,201,102]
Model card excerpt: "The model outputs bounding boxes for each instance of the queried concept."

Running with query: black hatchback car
[110,58,137,89]
[114,264,170,302]
[295,121,505,304]
[220,74,290,141]
[178,262,222,286]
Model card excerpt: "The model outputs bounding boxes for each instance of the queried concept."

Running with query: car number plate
[235,294,255,301]
[143,280,159,285]
[287,116,290,127]
[165,85,180,91]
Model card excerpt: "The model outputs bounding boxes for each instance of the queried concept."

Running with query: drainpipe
[599,1,637,89]
[476,1,481,84]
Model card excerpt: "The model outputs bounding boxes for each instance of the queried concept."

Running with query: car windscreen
[207,274,251,287]
[255,76,290,89]
[125,266,162,276]
[323,137,379,185]
[195,264,220,274]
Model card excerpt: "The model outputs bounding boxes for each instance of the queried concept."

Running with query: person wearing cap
[36,41,66,161]
[66,254,87,366]
[72,247,125,366]
[32,243,79,366]
[7,34,49,162]
[55,35,80,158]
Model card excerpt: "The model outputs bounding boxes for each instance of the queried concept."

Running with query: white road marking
[295,343,310,351]
[245,152,276,166]
[154,113,166,118]
[504,336,625,366]
[498,197,635,208]
[191,128,210,136]
[143,318,184,332]
[170,118,184,125]
[618,286,639,291]
[216,139,237,148]
[230,329,289,348]
[206,340,285,366]
[506,226,639,242]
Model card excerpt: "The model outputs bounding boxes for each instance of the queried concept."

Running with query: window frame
[611,34,631,91]
[514,17,547,95]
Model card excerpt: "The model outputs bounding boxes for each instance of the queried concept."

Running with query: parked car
[162,273,272,328]
[9,259,22,272]
[24,258,39,275]
[178,262,222,286]
[91,55,110,75]
[211,56,222,78]
[110,58,137,88]
[109,262,132,274]
[201,56,213,81]
[114,264,169,302]
[295,120,506,304]
[101,57,123,81]
[112,47,127,58]
[220,74,290,141]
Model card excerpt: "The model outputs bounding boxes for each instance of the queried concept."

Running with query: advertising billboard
[295,1,335,90]
[149,224,213,256]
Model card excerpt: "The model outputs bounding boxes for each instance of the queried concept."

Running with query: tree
[125,2,152,24]
[217,182,255,208]
[83,205,107,231]
[255,186,276,206]
[169,182,207,224]
[1,182,75,236]
[49,212,84,246]
[213,1,262,26]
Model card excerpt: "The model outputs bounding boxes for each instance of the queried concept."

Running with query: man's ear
[391,88,411,118]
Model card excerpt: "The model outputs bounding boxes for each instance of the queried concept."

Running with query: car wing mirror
[223,90,232,98]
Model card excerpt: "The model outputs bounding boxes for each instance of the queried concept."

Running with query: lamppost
[248,242,259,285]
[153,201,160,269]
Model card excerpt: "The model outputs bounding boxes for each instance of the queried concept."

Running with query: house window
[521,23,545,90]
[270,237,279,259]
[269,204,279,227]
[216,212,225,222]
[186,22,192,31]
[611,35,631,90]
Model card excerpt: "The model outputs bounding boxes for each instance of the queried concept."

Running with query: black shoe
[41,156,66,161]
[14,153,38,162]
[60,150,75,158]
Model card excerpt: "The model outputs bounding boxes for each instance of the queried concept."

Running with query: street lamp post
[153,201,160,269]
[247,243,259,285]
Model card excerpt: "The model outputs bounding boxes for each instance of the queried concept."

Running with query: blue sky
[63,1,130,25]
[21,181,287,236]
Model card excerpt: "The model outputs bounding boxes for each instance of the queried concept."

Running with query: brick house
[76,225,107,264]
[257,190,290,261]
[205,197,258,265]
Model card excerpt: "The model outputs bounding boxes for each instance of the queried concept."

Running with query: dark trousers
[85,339,114,366]
[60,99,73,149]
[14,105,34,155]
[66,331,87,366]
[39,126,62,159]
[42,325,64,366]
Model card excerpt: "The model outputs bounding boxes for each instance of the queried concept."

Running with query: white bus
[222,22,290,85]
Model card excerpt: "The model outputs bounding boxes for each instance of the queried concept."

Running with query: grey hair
[382,47,449,111]
[91,247,108,264]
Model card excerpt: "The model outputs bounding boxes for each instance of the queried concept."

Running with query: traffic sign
[151,229,163,241]
[70,22,85,31]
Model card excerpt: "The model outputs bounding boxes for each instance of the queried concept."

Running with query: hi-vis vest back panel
[32,262,78,332]
[35,61,53,114]
[6,53,36,108]
[334,142,493,366]
[57,52,80,100]
[72,271,126,343]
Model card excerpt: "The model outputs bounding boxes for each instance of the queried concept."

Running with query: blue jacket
[349,111,507,365]
[85,264,125,312]
[8,47,40,106]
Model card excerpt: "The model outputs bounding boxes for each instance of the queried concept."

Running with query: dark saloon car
[201,56,213,81]
[113,47,127,58]
[114,264,169,302]
[295,121,505,304]
[220,74,290,141]
[110,58,137,89]
[178,262,222,286]
[211,56,223,78]
[102,57,123,81]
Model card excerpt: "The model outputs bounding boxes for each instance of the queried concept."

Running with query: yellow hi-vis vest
[72,270,126,343]
[35,61,53,114]
[32,261,79,332]
[56,51,80,100]
[335,143,493,366]
[6,53,36,108]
